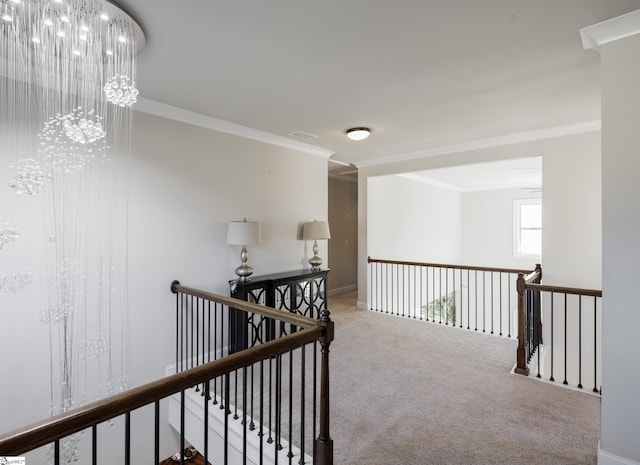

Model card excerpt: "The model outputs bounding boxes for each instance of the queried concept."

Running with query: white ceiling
[406,156,542,192]
[123,1,638,167]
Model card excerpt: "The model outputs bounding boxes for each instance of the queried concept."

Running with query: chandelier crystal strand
[1,1,142,463]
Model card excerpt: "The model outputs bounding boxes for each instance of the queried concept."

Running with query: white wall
[461,188,540,270]
[357,141,544,307]
[368,175,462,263]
[542,132,602,288]
[599,32,640,465]
[0,109,327,461]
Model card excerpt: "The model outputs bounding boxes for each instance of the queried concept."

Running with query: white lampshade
[303,220,331,240]
[227,219,262,246]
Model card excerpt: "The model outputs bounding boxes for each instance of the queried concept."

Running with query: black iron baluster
[550,292,555,382]
[234,370,239,420]
[190,295,195,370]
[537,309,542,380]
[490,272,494,334]
[260,359,265,465]
[395,263,399,316]
[243,367,248,465]
[401,264,405,317]
[154,400,160,465]
[249,363,255,431]
[377,262,381,312]
[268,357,273,445]
[459,269,464,328]
[467,269,470,330]
[413,264,417,319]
[224,372,231,465]
[125,412,131,465]
[369,262,376,310]
[176,291,179,373]
[180,292,185,372]
[385,263,389,314]
[300,345,306,464]
[213,302,219,404]
[474,271,478,331]
[438,267,442,324]
[195,298,201,392]
[54,439,60,465]
[563,293,568,385]
[445,267,449,325]
[276,354,283,454]
[312,341,318,459]
[204,380,210,465]
[92,424,97,465]
[420,266,423,320]
[288,350,294,463]
[578,296,583,389]
[593,296,599,393]
[482,271,486,332]
[180,390,186,465]
[508,276,511,338]
[499,273,503,336]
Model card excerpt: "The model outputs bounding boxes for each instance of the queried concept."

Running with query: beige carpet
[327,292,600,465]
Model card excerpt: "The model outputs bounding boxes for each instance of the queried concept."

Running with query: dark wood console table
[229,269,329,353]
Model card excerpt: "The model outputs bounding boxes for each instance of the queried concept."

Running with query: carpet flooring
[327,292,601,465]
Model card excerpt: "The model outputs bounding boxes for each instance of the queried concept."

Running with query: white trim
[397,173,462,191]
[354,121,600,168]
[580,10,640,51]
[598,448,640,465]
[135,97,335,159]
[328,284,357,297]
[356,300,369,310]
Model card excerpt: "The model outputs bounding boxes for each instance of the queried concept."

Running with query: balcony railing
[368,257,533,337]
[0,281,334,465]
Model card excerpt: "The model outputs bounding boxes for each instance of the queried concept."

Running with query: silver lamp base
[235,245,254,282]
[309,239,323,271]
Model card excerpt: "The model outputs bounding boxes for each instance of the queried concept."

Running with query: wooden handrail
[171,281,317,328]
[367,256,533,275]
[523,264,542,284]
[524,282,602,297]
[0,325,325,456]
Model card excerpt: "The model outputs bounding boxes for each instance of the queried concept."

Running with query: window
[514,199,541,258]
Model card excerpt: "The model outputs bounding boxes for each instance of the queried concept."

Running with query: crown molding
[135,97,335,159]
[580,9,640,51]
[354,120,601,169]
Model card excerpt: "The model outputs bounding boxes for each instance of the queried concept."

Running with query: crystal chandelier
[0,1,145,462]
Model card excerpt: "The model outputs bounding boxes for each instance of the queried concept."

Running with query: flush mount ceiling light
[346,127,371,141]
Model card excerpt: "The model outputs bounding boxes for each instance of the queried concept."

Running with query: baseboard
[356,300,369,310]
[599,447,640,465]
[328,284,357,297]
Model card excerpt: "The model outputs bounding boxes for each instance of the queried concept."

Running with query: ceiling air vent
[289,130,319,141]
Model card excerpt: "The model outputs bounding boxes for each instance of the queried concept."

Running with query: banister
[0,325,325,456]
[367,256,532,275]
[523,264,542,284]
[524,283,602,297]
[171,280,317,328]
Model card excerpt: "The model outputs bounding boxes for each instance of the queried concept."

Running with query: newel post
[515,273,529,376]
[314,308,334,465]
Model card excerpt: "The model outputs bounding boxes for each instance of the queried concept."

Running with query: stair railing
[515,265,542,375]
[0,281,334,465]
[516,278,602,393]
[367,257,535,337]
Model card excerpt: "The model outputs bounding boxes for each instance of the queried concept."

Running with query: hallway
[328,292,600,465]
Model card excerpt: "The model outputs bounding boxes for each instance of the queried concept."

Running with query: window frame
[513,198,542,259]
